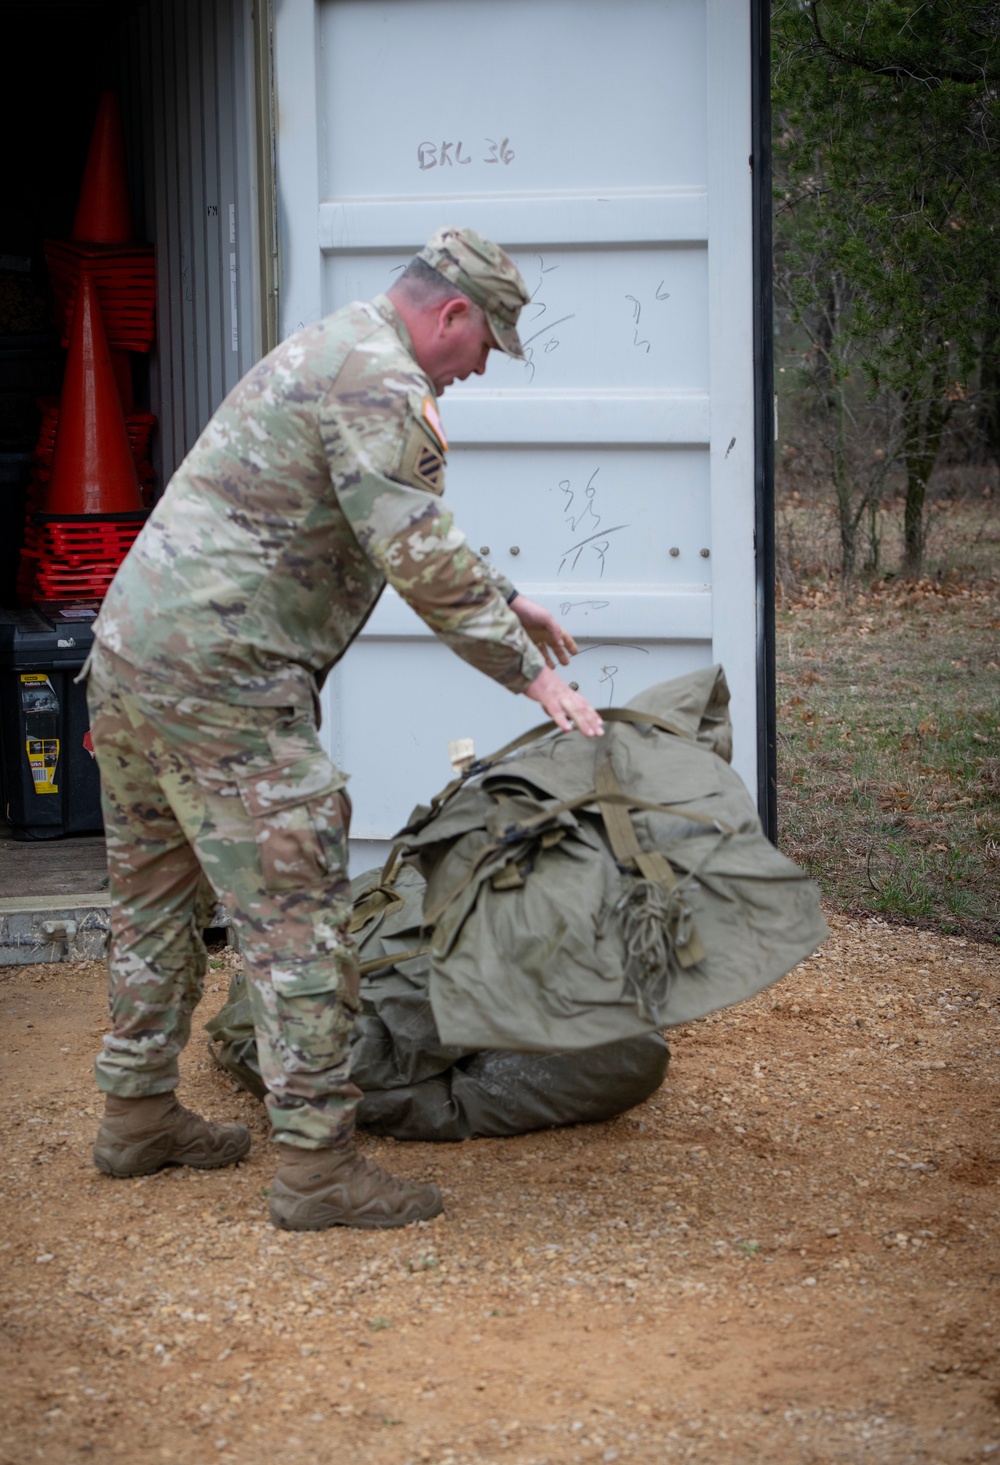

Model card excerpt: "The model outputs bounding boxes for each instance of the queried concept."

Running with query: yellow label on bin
[20,673,60,794]
[26,738,59,793]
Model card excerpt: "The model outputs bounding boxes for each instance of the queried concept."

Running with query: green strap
[422,787,735,928]
[594,758,707,968]
[594,757,647,866]
[420,706,700,824]
[476,706,695,770]
[358,943,430,977]
[347,844,407,935]
[499,788,735,839]
[366,710,723,945]
[602,707,694,740]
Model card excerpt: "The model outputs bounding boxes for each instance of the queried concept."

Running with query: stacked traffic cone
[71,91,133,244]
[17,274,147,604]
[30,398,155,506]
[44,93,157,352]
[45,271,143,516]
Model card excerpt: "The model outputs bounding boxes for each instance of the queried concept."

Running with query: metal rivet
[509,545,520,556]
[700,547,710,558]
[479,546,490,556]
[569,681,579,691]
[669,546,680,557]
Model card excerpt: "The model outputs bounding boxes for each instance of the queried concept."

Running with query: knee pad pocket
[237,754,350,892]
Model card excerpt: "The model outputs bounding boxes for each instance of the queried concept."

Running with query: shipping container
[4,0,773,880]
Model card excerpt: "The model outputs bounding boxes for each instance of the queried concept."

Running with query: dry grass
[775,497,1000,943]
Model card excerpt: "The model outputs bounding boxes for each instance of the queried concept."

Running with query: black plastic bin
[0,451,32,608]
[0,601,103,839]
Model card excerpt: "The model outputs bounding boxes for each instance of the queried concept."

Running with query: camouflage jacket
[94,295,545,707]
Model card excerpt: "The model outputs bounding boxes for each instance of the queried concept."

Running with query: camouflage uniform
[87,281,543,1150]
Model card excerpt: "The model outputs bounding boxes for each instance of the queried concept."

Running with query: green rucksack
[382,663,827,1052]
[206,664,825,1139]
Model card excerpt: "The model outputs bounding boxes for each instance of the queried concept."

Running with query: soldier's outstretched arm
[507,594,578,669]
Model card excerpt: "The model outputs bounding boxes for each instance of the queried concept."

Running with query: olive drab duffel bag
[388,663,827,1053]
[206,665,826,1140]
[204,937,673,1142]
[206,857,671,1141]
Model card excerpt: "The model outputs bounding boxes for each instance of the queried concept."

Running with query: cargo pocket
[237,753,350,893]
[269,963,357,1073]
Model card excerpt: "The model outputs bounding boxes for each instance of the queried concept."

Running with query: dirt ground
[2,910,999,1465]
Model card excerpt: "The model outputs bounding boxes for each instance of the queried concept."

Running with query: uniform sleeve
[319,368,544,693]
[483,561,518,602]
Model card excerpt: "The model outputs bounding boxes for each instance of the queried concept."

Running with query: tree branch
[805,0,992,89]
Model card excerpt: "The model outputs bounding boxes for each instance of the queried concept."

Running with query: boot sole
[270,1194,444,1232]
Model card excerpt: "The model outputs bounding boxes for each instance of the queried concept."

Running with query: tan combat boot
[268,1140,443,1231]
[93,1093,251,1177]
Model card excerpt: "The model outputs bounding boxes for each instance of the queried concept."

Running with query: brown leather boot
[93,1093,251,1177]
[269,1140,443,1231]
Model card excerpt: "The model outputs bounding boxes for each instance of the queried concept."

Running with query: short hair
[393,256,478,310]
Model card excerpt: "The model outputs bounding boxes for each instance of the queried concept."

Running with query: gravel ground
[1,909,999,1464]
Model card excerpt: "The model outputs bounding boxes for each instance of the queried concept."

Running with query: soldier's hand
[525,666,604,737]
[509,595,578,668]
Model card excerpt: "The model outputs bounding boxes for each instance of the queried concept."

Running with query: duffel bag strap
[419,706,702,824]
[595,758,707,968]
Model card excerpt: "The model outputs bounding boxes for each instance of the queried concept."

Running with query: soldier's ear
[437,296,473,335]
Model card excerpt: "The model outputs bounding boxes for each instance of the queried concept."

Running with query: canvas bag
[389,664,827,1052]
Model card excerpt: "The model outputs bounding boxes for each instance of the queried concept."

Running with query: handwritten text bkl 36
[417,138,515,170]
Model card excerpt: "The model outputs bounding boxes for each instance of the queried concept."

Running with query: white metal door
[273,0,757,872]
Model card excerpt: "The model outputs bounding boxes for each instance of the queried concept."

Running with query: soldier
[85,226,604,1231]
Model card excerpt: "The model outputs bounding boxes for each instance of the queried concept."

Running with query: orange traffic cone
[109,348,134,413]
[44,272,144,515]
[71,92,132,244]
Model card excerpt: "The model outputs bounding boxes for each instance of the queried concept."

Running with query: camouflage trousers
[84,643,362,1149]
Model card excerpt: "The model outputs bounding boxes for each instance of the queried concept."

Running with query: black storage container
[0,329,63,451]
[0,451,32,607]
[0,601,102,839]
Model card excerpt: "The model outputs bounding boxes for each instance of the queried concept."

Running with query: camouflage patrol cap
[418,226,529,360]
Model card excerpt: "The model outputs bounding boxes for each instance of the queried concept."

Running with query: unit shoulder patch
[398,414,446,495]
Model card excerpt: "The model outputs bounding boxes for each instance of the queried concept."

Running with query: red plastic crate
[16,511,147,606]
[34,567,121,597]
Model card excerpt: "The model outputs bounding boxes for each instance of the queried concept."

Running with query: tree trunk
[977,300,1000,466]
[833,395,856,578]
[902,443,926,577]
[901,367,950,578]
[813,278,860,578]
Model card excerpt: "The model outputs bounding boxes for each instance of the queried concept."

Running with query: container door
[274,0,759,872]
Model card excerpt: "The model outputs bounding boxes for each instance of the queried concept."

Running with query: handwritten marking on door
[558,600,610,617]
[576,641,650,704]
[416,138,514,170]
[625,296,650,354]
[516,256,574,383]
[578,642,650,656]
[555,468,628,579]
[560,527,627,578]
[559,469,601,537]
[625,281,670,353]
